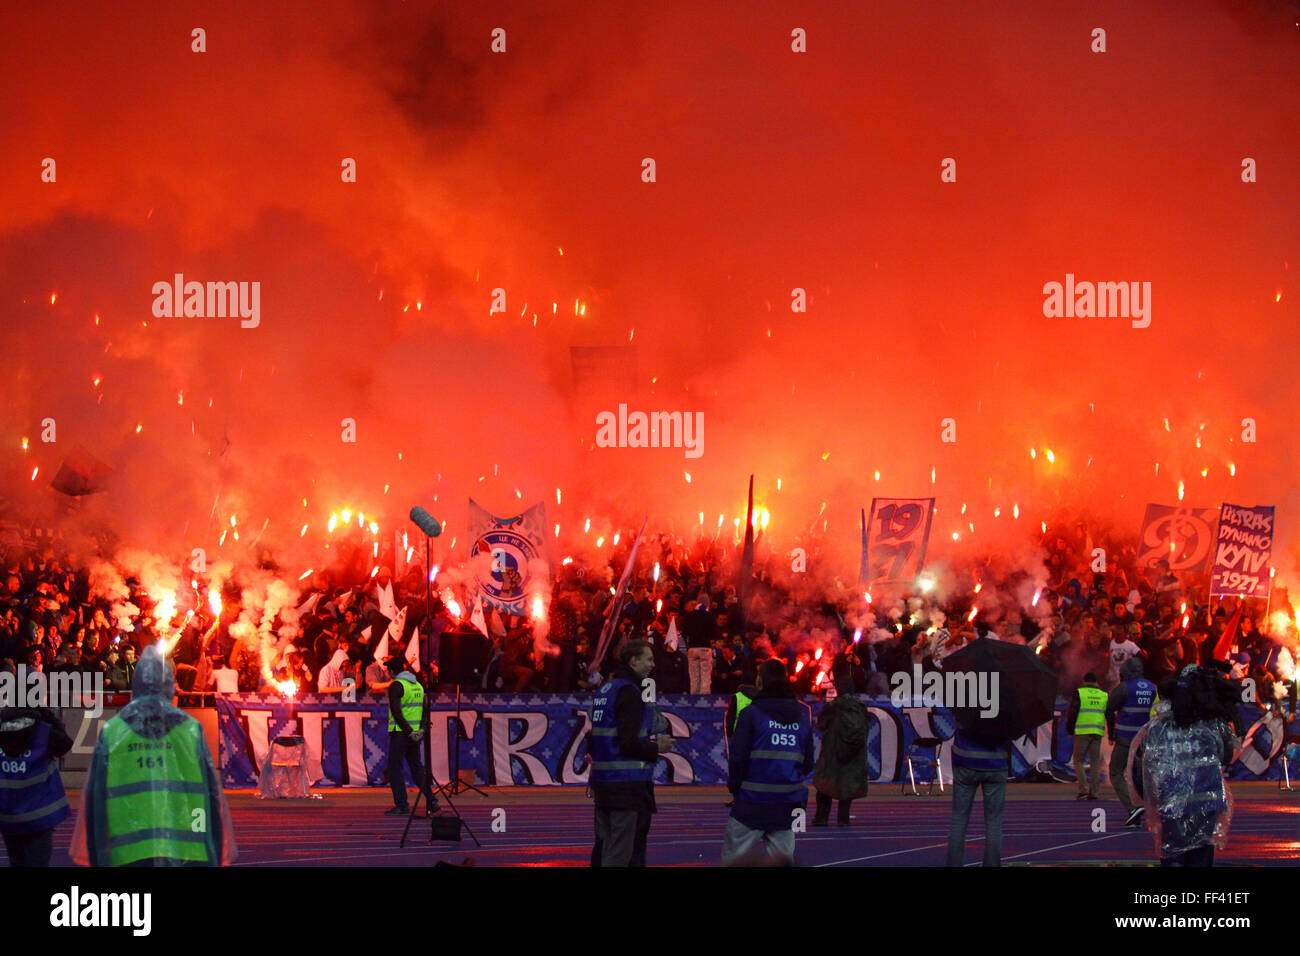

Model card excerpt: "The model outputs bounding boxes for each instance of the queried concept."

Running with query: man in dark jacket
[588,640,674,867]
[682,599,717,693]
[723,659,815,865]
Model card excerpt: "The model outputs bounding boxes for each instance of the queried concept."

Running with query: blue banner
[215,693,1296,788]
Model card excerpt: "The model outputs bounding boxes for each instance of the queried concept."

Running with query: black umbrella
[941,637,1058,739]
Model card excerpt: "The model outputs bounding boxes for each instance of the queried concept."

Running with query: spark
[585,518,592,533]
[135,423,142,433]
[874,471,880,481]
[777,477,782,491]
[298,569,313,581]
[20,437,28,451]
[556,488,562,504]
[1030,447,1036,459]
[1013,504,1020,519]
[1041,521,1047,533]
[968,606,979,622]
[30,467,38,481]
[614,532,621,545]
[1177,480,1185,501]
[1229,462,1236,476]
[1163,418,1171,432]
[974,583,983,594]
[1045,449,1055,464]
[822,451,830,461]
[684,472,691,483]
[931,466,936,484]
[562,557,574,566]
[596,537,605,547]
[300,524,308,536]
[554,523,560,537]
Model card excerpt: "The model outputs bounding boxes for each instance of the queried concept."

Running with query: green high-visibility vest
[1074,686,1107,736]
[735,689,753,718]
[389,677,425,733]
[100,718,212,866]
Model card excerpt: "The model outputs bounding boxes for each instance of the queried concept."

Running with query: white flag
[469,597,490,638]
[385,606,407,643]
[377,582,398,619]
[373,629,390,663]
[296,592,321,616]
[665,614,680,652]
[405,626,421,668]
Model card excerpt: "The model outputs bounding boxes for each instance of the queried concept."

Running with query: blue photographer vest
[588,678,655,784]
[1115,677,1157,743]
[0,722,70,835]
[951,727,1010,771]
[738,701,811,803]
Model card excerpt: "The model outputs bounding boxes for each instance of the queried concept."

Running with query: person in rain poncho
[71,644,236,866]
[1127,667,1239,867]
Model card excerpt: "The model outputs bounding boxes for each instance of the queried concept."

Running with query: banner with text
[1210,502,1275,598]
[467,499,550,616]
[216,693,1293,788]
[863,498,935,585]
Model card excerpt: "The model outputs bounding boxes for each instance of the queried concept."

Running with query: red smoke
[0,0,1296,585]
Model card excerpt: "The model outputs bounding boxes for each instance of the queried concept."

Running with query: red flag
[1212,603,1243,662]
[49,445,112,496]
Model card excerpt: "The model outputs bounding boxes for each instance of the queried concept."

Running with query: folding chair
[903,736,945,795]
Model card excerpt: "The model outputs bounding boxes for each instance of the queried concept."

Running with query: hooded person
[1127,668,1239,867]
[71,644,236,866]
[810,692,869,826]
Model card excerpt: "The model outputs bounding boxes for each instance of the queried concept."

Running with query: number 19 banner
[1210,502,1275,598]
[864,497,935,585]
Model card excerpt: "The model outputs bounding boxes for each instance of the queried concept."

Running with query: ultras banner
[215,693,1295,788]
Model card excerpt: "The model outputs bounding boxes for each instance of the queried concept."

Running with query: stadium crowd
[0,517,1295,705]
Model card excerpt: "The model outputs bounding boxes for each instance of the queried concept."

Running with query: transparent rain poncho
[1127,700,1237,858]
[71,644,237,865]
